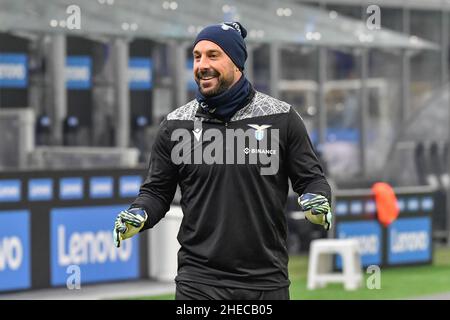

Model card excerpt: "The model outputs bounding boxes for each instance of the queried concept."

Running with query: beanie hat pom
[223,21,247,39]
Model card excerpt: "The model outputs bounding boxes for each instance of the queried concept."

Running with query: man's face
[193,40,240,97]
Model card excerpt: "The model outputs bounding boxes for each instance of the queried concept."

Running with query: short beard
[200,77,233,97]
[196,69,234,97]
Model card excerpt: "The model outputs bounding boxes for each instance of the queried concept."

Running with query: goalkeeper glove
[298,193,332,231]
[113,208,148,248]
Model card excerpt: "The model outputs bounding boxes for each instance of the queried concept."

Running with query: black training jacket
[131,90,331,290]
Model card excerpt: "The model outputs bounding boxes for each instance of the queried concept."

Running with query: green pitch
[126,246,450,300]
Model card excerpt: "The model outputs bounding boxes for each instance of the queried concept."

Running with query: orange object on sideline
[372,182,399,227]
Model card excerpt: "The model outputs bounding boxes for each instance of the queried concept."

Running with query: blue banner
[0,179,21,202]
[388,217,431,265]
[335,201,348,216]
[397,198,406,212]
[0,53,27,88]
[50,205,140,286]
[0,210,31,291]
[311,128,359,144]
[421,197,434,211]
[350,200,363,215]
[119,175,142,198]
[186,59,197,90]
[59,177,83,200]
[365,200,376,214]
[336,221,382,267]
[89,177,113,199]
[129,58,152,90]
[66,56,91,89]
[28,178,53,201]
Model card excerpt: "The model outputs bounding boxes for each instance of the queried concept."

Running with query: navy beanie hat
[193,22,248,70]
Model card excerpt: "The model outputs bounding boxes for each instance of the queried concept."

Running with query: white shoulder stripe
[231,91,291,121]
[166,100,199,121]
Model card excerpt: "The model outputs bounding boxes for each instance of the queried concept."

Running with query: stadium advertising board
[128,57,152,90]
[336,220,382,267]
[388,217,432,265]
[0,210,31,291]
[50,205,140,286]
[0,53,27,88]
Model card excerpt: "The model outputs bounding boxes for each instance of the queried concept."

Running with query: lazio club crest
[248,124,272,141]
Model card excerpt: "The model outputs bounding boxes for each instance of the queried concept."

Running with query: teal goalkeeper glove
[113,208,148,248]
[298,193,332,231]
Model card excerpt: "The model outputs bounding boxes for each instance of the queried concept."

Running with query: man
[113,22,332,300]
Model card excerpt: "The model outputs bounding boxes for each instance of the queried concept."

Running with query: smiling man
[194,42,237,96]
[113,22,332,300]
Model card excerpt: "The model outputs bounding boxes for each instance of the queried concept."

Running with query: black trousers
[175,281,290,300]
